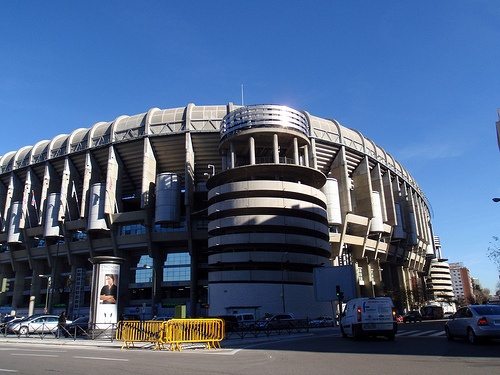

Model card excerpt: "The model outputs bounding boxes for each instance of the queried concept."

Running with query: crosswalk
[396,329,445,338]
[332,329,445,338]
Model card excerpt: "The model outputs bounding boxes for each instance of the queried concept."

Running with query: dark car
[255,313,294,330]
[217,315,239,332]
[403,311,423,323]
[120,314,141,321]
[64,316,89,336]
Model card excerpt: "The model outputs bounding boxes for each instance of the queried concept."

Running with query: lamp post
[39,275,51,313]
[144,265,156,317]
[281,252,288,313]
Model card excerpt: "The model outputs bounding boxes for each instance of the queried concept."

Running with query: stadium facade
[0,103,437,319]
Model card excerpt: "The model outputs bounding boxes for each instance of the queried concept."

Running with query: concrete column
[273,134,279,163]
[249,137,255,165]
[229,142,235,169]
[293,138,299,165]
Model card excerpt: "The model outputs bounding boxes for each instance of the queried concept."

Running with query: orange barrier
[158,318,225,351]
[116,320,164,349]
[117,318,225,351]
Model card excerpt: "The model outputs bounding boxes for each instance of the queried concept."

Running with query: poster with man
[95,263,120,327]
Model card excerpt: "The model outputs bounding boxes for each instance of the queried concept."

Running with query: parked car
[403,311,423,323]
[445,304,500,344]
[152,316,173,321]
[1,315,24,333]
[255,313,294,330]
[120,314,141,321]
[443,312,454,319]
[395,315,404,323]
[9,314,72,335]
[217,315,239,331]
[64,316,89,336]
[309,316,334,327]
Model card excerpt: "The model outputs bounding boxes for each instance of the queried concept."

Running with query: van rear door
[361,299,394,324]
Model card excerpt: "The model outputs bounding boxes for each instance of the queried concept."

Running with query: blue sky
[1,1,499,292]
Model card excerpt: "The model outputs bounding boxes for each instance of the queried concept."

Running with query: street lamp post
[281,252,288,313]
[39,275,51,313]
[144,265,156,317]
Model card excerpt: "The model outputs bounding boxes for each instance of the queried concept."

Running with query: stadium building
[0,104,436,319]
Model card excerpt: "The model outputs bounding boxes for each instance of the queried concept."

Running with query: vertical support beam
[185,132,197,317]
[273,134,279,163]
[293,137,299,165]
[352,156,373,220]
[249,137,255,165]
[330,146,352,217]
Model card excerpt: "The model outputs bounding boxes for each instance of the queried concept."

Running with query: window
[164,253,191,282]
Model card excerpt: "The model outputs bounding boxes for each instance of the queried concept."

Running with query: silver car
[9,315,68,335]
[445,305,500,344]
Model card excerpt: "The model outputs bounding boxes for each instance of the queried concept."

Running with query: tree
[487,237,500,272]
[488,237,500,294]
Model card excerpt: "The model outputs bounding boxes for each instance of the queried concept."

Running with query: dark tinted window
[471,306,500,315]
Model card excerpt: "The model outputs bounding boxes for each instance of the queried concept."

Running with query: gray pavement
[0,327,338,350]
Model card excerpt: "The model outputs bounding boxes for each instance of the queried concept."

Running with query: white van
[232,313,255,328]
[340,297,397,341]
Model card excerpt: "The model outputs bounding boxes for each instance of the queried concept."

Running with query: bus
[420,305,444,320]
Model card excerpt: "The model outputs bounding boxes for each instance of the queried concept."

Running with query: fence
[117,318,225,351]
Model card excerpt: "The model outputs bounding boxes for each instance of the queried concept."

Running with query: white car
[9,314,72,335]
[445,305,500,344]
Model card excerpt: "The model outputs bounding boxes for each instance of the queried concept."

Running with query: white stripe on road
[409,330,440,337]
[0,369,18,373]
[73,356,129,362]
[428,331,445,336]
[10,353,58,357]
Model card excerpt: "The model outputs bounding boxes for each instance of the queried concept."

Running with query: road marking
[396,331,415,336]
[411,330,438,336]
[428,331,445,336]
[396,330,444,337]
[73,356,129,361]
[10,353,58,357]
[0,369,18,373]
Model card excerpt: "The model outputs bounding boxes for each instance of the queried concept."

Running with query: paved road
[0,322,498,374]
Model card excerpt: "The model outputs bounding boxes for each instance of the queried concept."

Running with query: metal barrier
[158,318,225,351]
[117,318,225,351]
[116,320,164,349]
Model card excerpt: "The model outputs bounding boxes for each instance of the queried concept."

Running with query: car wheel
[467,328,478,344]
[19,326,29,335]
[445,327,454,341]
[340,325,347,338]
[353,327,362,341]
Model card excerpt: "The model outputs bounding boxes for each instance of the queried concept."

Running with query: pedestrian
[57,311,67,338]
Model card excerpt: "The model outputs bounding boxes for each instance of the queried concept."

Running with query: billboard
[89,256,124,328]
[313,265,356,302]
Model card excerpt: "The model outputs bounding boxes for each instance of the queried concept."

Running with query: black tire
[467,328,478,344]
[387,333,395,341]
[445,327,454,341]
[19,326,29,335]
[352,327,362,341]
[340,325,347,338]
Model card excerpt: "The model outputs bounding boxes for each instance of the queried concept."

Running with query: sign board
[313,265,357,302]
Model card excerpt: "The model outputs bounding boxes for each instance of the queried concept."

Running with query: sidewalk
[0,327,339,350]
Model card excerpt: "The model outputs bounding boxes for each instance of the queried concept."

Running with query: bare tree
[487,237,500,294]
[487,236,500,272]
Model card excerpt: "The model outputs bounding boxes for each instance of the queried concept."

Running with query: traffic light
[335,284,344,301]
[1,278,10,293]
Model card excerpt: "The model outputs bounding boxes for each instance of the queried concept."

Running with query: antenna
[241,84,244,106]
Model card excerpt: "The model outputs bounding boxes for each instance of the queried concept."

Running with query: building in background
[0,104,437,319]
[449,262,474,305]
[425,236,454,312]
